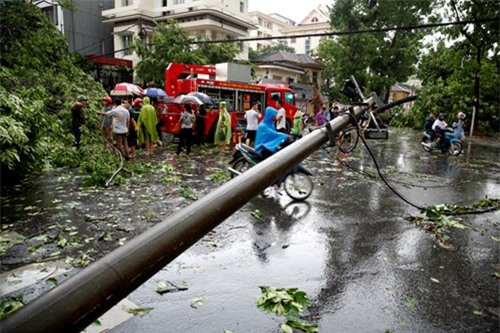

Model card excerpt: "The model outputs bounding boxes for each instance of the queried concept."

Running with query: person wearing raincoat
[214,101,231,152]
[255,107,290,159]
[137,96,158,156]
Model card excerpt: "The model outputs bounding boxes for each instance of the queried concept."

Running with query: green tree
[407,41,499,133]
[317,0,437,101]
[131,19,240,87]
[259,42,296,56]
[193,36,241,65]
[441,0,500,133]
[131,19,202,86]
[0,1,105,179]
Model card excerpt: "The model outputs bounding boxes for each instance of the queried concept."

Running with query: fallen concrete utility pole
[1,100,374,333]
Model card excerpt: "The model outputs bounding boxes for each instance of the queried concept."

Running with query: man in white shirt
[244,101,261,146]
[432,112,448,148]
[275,99,287,133]
[107,97,130,160]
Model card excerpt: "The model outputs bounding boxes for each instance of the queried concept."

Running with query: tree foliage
[0,1,105,179]
[131,19,240,87]
[317,0,437,100]
[392,0,500,133]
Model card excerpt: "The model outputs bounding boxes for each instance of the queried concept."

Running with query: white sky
[247,0,332,23]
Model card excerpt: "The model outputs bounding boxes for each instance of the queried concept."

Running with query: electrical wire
[191,17,499,44]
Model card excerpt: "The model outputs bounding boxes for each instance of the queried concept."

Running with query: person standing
[214,101,231,153]
[99,96,113,151]
[275,99,287,133]
[244,101,261,146]
[137,96,158,156]
[106,98,130,160]
[316,107,326,127]
[176,104,195,155]
[123,99,139,159]
[195,104,207,146]
[71,95,87,149]
[151,98,163,146]
[291,110,304,141]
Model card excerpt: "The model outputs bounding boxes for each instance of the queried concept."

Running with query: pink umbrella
[110,83,144,96]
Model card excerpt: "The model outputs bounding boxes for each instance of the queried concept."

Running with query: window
[305,35,311,55]
[122,0,133,6]
[174,0,184,4]
[312,71,318,85]
[274,75,282,81]
[162,0,167,6]
[43,6,58,26]
[240,1,244,13]
[284,92,295,105]
[311,17,319,23]
[123,35,132,56]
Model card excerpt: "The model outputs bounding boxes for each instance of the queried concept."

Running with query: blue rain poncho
[255,107,289,155]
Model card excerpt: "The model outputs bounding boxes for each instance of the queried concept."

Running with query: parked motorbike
[228,143,314,201]
[421,127,462,156]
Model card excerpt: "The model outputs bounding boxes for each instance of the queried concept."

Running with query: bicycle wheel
[337,126,359,153]
[448,141,462,156]
[230,158,252,178]
[283,171,314,201]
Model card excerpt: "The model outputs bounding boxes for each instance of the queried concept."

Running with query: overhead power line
[192,17,499,44]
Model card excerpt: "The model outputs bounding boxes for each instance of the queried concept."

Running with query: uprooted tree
[0,1,106,180]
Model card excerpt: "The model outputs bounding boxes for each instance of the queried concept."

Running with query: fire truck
[162,62,297,140]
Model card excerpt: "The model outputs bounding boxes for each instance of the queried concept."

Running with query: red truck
[162,62,297,140]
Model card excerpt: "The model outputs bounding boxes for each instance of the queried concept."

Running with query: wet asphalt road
[1,128,499,332]
[111,129,499,333]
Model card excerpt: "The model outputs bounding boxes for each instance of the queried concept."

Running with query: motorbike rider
[255,107,290,159]
[452,112,466,145]
[432,112,448,148]
[423,111,436,142]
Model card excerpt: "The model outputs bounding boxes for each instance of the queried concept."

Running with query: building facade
[37,0,115,57]
[247,11,293,51]
[281,4,330,55]
[102,0,257,66]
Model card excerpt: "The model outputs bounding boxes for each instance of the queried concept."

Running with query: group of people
[424,111,467,148]
[71,95,164,159]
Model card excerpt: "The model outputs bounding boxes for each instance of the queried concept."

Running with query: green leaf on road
[127,307,154,317]
[251,210,264,220]
[403,296,417,308]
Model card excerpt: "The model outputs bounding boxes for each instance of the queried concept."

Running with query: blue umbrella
[143,87,168,99]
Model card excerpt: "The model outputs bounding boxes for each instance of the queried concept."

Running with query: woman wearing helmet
[453,112,466,145]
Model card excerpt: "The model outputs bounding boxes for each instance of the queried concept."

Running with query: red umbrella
[110,83,144,96]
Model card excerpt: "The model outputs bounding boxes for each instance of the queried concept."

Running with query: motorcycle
[421,127,462,156]
[228,143,314,201]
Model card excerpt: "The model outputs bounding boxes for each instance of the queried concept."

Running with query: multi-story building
[247,11,293,51]
[281,4,330,55]
[102,0,257,66]
[36,0,114,56]
[35,0,132,90]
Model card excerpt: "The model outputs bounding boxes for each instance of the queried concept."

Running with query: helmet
[438,112,445,117]
[133,98,143,107]
[77,95,88,101]
[103,96,112,104]
[458,112,466,119]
